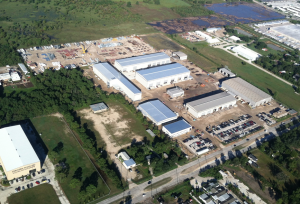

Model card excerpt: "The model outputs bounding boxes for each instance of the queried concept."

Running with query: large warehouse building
[162,119,192,138]
[221,77,272,108]
[93,63,142,101]
[137,99,178,125]
[185,92,237,118]
[135,63,190,89]
[230,46,261,61]
[114,52,170,72]
[0,125,41,180]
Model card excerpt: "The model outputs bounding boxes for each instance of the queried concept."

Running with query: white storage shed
[93,63,142,101]
[231,46,261,61]
[172,51,188,60]
[167,87,184,98]
[10,72,20,81]
[162,119,192,138]
[18,63,28,74]
[135,63,190,89]
[218,68,236,78]
[196,147,209,155]
[185,92,236,118]
[114,52,170,72]
[137,99,178,125]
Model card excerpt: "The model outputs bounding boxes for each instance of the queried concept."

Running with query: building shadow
[183,90,224,104]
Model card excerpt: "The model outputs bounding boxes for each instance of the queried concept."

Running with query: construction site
[17,35,156,73]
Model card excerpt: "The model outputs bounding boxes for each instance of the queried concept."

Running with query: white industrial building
[185,92,236,118]
[18,63,28,74]
[114,52,170,72]
[135,63,190,89]
[162,119,192,138]
[229,36,241,42]
[117,152,136,169]
[93,63,142,101]
[195,30,212,40]
[230,46,261,61]
[218,68,236,78]
[206,27,222,33]
[221,77,272,108]
[172,51,188,60]
[167,87,184,98]
[0,73,11,81]
[11,72,21,81]
[137,99,178,125]
[206,38,220,44]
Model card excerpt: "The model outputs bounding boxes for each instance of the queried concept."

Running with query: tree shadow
[268,163,281,176]
[80,171,99,191]
[72,167,83,181]
[53,142,64,153]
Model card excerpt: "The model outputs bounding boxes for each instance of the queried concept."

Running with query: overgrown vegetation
[171,5,214,17]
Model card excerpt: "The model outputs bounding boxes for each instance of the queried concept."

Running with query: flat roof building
[0,73,11,81]
[114,52,170,72]
[11,72,20,81]
[219,68,236,78]
[93,63,141,101]
[123,159,136,169]
[90,102,108,113]
[229,36,241,42]
[196,147,209,155]
[167,87,184,98]
[206,27,222,33]
[221,77,272,108]
[18,63,28,75]
[118,152,130,161]
[185,92,236,118]
[172,51,188,60]
[231,46,261,61]
[135,63,190,89]
[162,119,192,138]
[137,99,178,125]
[0,125,41,180]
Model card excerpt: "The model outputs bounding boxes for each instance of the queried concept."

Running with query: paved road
[98,117,300,204]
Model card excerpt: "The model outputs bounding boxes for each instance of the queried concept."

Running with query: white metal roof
[173,51,187,58]
[167,87,184,97]
[222,77,272,104]
[118,152,130,161]
[0,73,11,80]
[18,63,28,74]
[186,92,236,113]
[231,46,261,61]
[0,125,40,172]
[229,36,241,41]
[115,52,169,67]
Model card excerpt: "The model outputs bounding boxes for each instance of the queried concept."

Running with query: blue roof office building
[162,119,192,138]
[135,63,191,89]
[137,99,178,125]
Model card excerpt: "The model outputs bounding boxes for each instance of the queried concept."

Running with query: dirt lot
[24,36,156,73]
[78,108,143,181]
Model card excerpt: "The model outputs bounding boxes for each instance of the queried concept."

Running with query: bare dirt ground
[78,108,142,181]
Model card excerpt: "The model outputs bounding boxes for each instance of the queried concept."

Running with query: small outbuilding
[167,87,184,98]
[146,129,156,137]
[123,159,136,169]
[118,152,130,161]
[137,99,178,125]
[10,72,20,81]
[0,73,11,81]
[18,63,28,75]
[229,36,241,42]
[172,51,188,60]
[206,27,222,33]
[90,102,109,113]
[196,147,209,155]
[231,46,261,61]
[218,68,236,78]
[162,119,192,138]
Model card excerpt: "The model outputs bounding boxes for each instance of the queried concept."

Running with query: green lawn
[251,149,296,190]
[246,42,280,56]
[144,177,172,191]
[31,116,110,204]
[7,184,60,204]
[171,35,300,111]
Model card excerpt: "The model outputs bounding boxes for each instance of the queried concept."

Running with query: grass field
[171,35,300,111]
[7,184,60,204]
[144,177,172,191]
[251,149,296,190]
[115,0,190,8]
[31,116,110,204]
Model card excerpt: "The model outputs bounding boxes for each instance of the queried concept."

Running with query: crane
[81,44,92,54]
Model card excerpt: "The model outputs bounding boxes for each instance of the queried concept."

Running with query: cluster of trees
[171,5,214,17]
[199,167,223,180]
[224,27,257,43]
[255,50,300,87]
[142,0,160,4]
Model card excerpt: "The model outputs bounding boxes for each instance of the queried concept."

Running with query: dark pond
[205,3,285,23]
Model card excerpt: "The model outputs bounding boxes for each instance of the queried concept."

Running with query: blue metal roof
[123,158,136,167]
[93,63,141,94]
[163,119,191,134]
[139,100,177,123]
[116,52,169,67]
[136,63,189,82]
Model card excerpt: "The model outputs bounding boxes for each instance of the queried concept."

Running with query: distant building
[231,46,261,61]
[18,63,28,75]
[196,147,209,155]
[172,51,188,60]
[229,36,241,42]
[221,77,272,108]
[135,63,191,89]
[207,38,220,44]
[0,125,41,180]
[90,102,108,113]
[162,119,192,138]
[218,68,236,78]
[202,182,219,192]
[185,92,236,118]
[0,73,11,81]
[248,154,258,162]
[167,87,184,98]
[114,52,170,72]
[93,63,142,101]
[10,72,21,81]
[199,194,214,204]
[206,28,222,33]
[248,160,259,168]
[137,99,178,125]
[118,152,130,161]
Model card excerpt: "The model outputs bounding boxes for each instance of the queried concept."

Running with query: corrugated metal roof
[93,63,141,94]
[173,51,187,57]
[123,158,136,167]
[222,77,271,104]
[146,129,156,137]
[0,125,40,172]
[118,152,130,161]
[167,87,184,96]
[90,103,108,112]
[163,119,191,134]
[18,63,28,73]
[138,100,177,123]
[116,52,169,67]
[187,92,236,113]
[136,63,189,82]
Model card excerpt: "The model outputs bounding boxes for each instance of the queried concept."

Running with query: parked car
[35,181,40,185]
